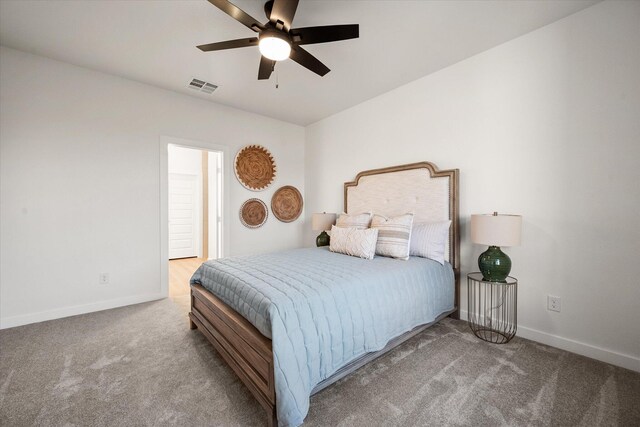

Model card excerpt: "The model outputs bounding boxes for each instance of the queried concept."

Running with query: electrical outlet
[547,295,561,312]
[99,273,110,285]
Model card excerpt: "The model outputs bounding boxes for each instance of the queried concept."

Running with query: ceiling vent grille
[188,78,218,94]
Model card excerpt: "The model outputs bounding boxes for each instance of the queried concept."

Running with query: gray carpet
[1,298,638,426]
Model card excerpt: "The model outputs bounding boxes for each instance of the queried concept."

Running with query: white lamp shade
[312,213,337,231]
[471,213,522,247]
[258,36,291,61]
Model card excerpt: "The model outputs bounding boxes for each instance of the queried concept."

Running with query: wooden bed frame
[189,162,459,426]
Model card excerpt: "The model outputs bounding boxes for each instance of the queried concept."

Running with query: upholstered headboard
[344,162,459,270]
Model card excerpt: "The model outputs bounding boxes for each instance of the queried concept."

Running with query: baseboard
[0,293,165,330]
[459,310,639,372]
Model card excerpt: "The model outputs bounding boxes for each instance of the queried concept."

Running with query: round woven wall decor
[271,185,303,223]
[234,145,276,191]
[239,198,268,228]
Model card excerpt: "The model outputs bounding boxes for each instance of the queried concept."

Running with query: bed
[189,162,460,427]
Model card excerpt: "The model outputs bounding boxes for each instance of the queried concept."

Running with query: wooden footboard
[189,284,277,427]
[190,282,458,427]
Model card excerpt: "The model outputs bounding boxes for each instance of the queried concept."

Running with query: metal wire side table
[467,272,518,344]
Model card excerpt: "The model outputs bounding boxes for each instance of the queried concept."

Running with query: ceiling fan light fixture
[199,1,359,79]
[259,32,291,61]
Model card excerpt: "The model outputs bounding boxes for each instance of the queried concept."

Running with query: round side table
[467,272,518,344]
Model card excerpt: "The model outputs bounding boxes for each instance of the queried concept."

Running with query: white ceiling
[0,0,598,126]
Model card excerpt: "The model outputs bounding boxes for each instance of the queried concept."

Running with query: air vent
[188,78,218,94]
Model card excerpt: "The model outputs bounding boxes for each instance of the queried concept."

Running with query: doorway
[168,173,198,259]
[163,139,224,302]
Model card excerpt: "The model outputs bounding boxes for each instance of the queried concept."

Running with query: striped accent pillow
[329,225,379,260]
[409,220,451,265]
[370,213,414,260]
[336,212,372,229]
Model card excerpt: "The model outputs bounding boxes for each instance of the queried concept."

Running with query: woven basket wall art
[234,145,276,191]
[271,186,303,223]
[239,198,268,228]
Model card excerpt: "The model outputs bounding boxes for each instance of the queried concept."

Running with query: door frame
[160,135,229,298]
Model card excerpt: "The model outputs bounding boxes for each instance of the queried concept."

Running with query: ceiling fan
[197,0,359,80]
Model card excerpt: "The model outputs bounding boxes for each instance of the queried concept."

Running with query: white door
[168,173,198,259]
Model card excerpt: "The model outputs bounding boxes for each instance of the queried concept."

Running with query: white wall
[305,1,640,371]
[0,46,305,328]
[168,145,203,176]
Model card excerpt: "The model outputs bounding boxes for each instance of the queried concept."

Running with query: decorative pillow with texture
[409,220,452,265]
[329,225,378,260]
[370,213,414,260]
[335,212,372,229]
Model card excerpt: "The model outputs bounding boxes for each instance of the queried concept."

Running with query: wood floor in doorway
[169,257,205,298]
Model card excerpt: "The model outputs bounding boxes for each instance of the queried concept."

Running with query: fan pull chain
[275,68,279,89]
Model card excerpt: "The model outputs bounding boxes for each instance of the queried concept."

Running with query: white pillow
[409,220,452,265]
[370,213,414,260]
[335,212,372,229]
[329,225,378,260]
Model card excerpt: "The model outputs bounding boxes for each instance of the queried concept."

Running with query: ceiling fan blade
[258,56,275,80]
[207,0,264,32]
[197,37,258,52]
[289,46,330,77]
[269,0,299,30]
[291,24,359,45]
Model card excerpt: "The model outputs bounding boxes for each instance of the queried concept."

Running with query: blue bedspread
[190,247,454,426]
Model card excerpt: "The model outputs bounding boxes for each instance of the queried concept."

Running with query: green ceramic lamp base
[316,231,330,247]
[478,246,511,282]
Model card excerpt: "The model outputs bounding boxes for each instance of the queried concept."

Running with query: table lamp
[471,212,522,281]
[312,212,337,247]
